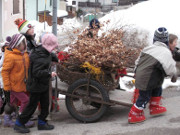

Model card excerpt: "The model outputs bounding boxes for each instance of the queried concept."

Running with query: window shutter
[13,0,20,14]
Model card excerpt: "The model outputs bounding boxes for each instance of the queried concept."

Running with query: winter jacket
[135,41,176,91]
[172,47,180,61]
[26,45,58,93]
[2,48,29,92]
[23,34,37,53]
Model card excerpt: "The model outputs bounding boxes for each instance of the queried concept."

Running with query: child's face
[26,27,34,36]
[17,40,27,52]
[169,38,178,51]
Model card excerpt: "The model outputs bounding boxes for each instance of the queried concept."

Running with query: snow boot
[38,119,54,130]
[14,119,30,133]
[3,114,15,127]
[128,104,146,124]
[149,96,167,116]
[25,121,35,128]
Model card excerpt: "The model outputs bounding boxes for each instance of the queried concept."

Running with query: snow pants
[136,87,162,109]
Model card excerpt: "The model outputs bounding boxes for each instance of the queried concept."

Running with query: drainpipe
[36,0,38,21]
[23,0,25,19]
[52,0,57,36]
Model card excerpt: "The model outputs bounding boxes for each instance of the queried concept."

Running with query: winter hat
[7,34,26,49]
[153,27,169,46]
[41,33,59,53]
[89,18,100,29]
[14,18,34,34]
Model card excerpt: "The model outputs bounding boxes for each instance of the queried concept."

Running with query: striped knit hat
[7,34,26,49]
[14,18,34,34]
[153,27,169,46]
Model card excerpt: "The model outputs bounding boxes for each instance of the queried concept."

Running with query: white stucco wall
[0,0,3,41]
[1,0,24,41]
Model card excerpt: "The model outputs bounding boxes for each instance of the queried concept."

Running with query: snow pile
[99,0,180,46]
[162,78,180,89]
[30,18,82,43]
[49,10,68,17]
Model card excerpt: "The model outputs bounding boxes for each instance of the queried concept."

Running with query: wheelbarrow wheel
[65,78,109,123]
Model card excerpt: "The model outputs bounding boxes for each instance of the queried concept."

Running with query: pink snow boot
[149,97,167,116]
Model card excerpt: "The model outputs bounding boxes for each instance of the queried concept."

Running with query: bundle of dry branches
[66,26,140,72]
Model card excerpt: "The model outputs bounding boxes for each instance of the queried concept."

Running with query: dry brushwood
[66,27,140,73]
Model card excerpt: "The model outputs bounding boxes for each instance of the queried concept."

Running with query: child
[2,34,34,127]
[0,40,9,124]
[0,39,10,90]
[14,33,59,133]
[128,27,177,124]
[87,18,100,38]
[169,34,180,77]
[14,18,37,53]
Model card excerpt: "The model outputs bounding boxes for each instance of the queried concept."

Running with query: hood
[32,45,50,58]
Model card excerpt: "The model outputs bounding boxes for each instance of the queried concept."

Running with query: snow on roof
[49,10,68,18]
[84,13,94,17]
[66,0,73,6]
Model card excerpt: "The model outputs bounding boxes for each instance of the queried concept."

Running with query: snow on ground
[119,74,180,92]
[99,0,180,46]
[30,18,82,43]
[96,0,180,91]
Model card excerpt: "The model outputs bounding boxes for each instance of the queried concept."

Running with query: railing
[78,2,101,8]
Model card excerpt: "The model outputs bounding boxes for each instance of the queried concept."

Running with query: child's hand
[51,72,57,77]
[171,75,177,83]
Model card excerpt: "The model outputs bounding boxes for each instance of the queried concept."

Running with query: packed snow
[30,18,81,43]
[49,10,68,18]
[97,0,180,91]
[99,0,180,47]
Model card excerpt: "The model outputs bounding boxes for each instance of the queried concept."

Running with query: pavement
[0,86,180,135]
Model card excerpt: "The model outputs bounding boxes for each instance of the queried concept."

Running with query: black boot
[38,119,54,130]
[14,119,30,133]
[38,123,54,130]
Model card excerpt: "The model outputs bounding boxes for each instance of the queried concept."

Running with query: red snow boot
[128,105,146,124]
[149,97,167,116]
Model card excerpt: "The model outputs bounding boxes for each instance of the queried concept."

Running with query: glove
[171,75,177,83]
[4,91,10,103]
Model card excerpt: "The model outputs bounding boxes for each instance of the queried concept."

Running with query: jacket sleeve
[162,52,177,77]
[173,48,180,61]
[51,53,59,62]
[32,58,51,78]
[134,52,142,73]
[1,54,14,91]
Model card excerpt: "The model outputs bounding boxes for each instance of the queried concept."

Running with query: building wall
[99,0,115,5]
[25,0,36,20]
[1,0,24,41]
[0,0,3,41]
[78,0,114,5]
[26,0,61,21]
[59,1,67,11]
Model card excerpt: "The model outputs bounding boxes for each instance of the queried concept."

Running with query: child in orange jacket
[2,34,34,127]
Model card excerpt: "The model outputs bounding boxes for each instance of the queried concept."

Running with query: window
[50,0,52,6]
[112,0,118,3]
[13,0,20,14]
[72,1,76,5]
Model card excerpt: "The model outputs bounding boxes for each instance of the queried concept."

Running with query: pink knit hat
[41,33,59,53]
